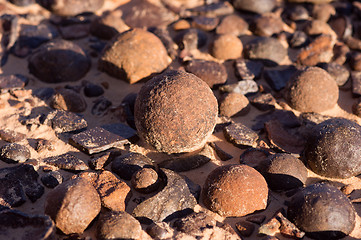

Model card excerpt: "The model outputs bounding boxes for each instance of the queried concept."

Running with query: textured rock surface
[99,28,170,84]
[203,164,268,217]
[211,34,243,60]
[37,0,104,16]
[304,118,361,178]
[219,92,250,117]
[284,67,339,113]
[232,0,276,14]
[0,143,30,163]
[135,70,218,154]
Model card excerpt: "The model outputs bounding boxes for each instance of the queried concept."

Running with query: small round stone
[288,182,356,239]
[83,81,104,97]
[219,92,250,117]
[304,118,361,179]
[37,0,104,16]
[232,0,276,14]
[28,39,91,83]
[50,88,87,113]
[216,14,248,36]
[264,153,308,191]
[99,28,170,84]
[284,67,339,113]
[0,143,31,164]
[131,168,159,193]
[41,171,63,188]
[211,34,243,60]
[244,37,287,66]
[203,164,268,217]
[134,70,218,154]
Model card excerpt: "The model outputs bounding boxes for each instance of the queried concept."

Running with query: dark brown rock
[352,98,361,117]
[304,118,361,179]
[203,164,268,217]
[250,93,277,111]
[219,92,250,117]
[0,74,27,93]
[234,59,263,80]
[289,31,309,48]
[232,0,276,14]
[244,37,287,66]
[235,220,255,237]
[351,52,361,71]
[90,10,129,40]
[211,34,243,60]
[264,65,297,91]
[209,142,233,161]
[246,214,266,224]
[134,70,218,154]
[37,0,104,16]
[50,88,87,113]
[287,5,309,21]
[88,151,112,170]
[46,109,88,133]
[91,96,112,116]
[99,28,170,84]
[297,35,334,66]
[45,177,101,235]
[216,14,248,36]
[28,39,91,83]
[223,122,259,148]
[150,27,178,60]
[284,67,339,113]
[0,128,25,142]
[147,222,173,239]
[318,62,350,86]
[253,109,301,131]
[264,153,307,191]
[97,211,142,240]
[0,209,55,240]
[240,148,271,172]
[352,71,361,97]
[132,168,198,222]
[288,182,356,239]
[42,153,88,171]
[184,59,227,88]
[192,16,219,31]
[0,143,30,163]
[41,171,63,188]
[131,168,160,193]
[173,211,216,235]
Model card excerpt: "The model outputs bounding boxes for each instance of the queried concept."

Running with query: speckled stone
[284,67,338,113]
[134,70,218,154]
[304,118,361,179]
[203,164,268,217]
[99,28,170,84]
[288,182,356,239]
[0,143,30,164]
[211,34,243,60]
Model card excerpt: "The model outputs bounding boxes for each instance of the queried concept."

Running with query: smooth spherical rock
[211,34,243,60]
[288,182,356,239]
[203,164,268,217]
[232,0,276,14]
[99,28,170,84]
[304,118,361,179]
[44,177,101,235]
[134,70,218,154]
[131,168,160,193]
[37,0,104,16]
[284,67,339,113]
[219,92,250,117]
[264,153,308,191]
[28,39,90,83]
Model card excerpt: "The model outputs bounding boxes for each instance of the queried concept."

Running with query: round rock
[304,118,361,179]
[244,37,287,66]
[264,153,307,191]
[134,70,218,154]
[131,168,160,193]
[99,28,170,84]
[211,34,243,60]
[37,0,104,16]
[219,92,250,117]
[0,143,31,164]
[288,182,356,239]
[232,0,276,14]
[284,67,339,113]
[28,39,91,83]
[203,164,268,217]
[216,14,249,36]
[44,177,101,235]
[50,88,87,112]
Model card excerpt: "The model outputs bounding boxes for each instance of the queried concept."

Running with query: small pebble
[40,171,63,188]
[252,16,284,37]
[50,88,87,113]
[232,0,276,14]
[83,81,104,97]
[288,5,309,21]
[234,59,263,80]
[192,16,219,31]
[216,14,248,36]
[289,31,309,48]
[203,164,268,217]
[297,35,334,66]
[173,20,191,31]
[219,79,259,95]
[352,98,361,117]
[42,153,88,171]
[352,71,361,97]
[246,215,266,224]
[131,168,159,193]
[0,128,26,142]
[313,3,335,22]
[250,93,277,111]
[0,143,30,163]
[219,92,250,117]
[147,222,173,239]
[350,52,361,71]
[37,0,104,16]
[224,122,259,148]
[235,220,255,237]
[91,96,112,116]
[211,34,243,60]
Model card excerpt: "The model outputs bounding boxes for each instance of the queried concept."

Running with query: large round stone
[134,70,218,154]
[288,182,356,239]
[28,39,91,83]
[99,28,170,84]
[203,164,268,217]
[304,118,361,179]
[284,67,339,113]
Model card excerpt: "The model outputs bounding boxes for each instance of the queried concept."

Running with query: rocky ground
[1,0,361,239]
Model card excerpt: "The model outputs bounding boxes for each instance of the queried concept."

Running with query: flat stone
[0,164,44,206]
[50,88,87,113]
[264,66,297,91]
[209,142,233,161]
[69,126,130,155]
[192,16,219,31]
[0,128,26,142]
[133,168,198,223]
[219,80,259,95]
[234,59,263,80]
[158,143,213,172]
[240,148,271,172]
[0,143,30,163]
[235,220,255,237]
[252,109,301,131]
[250,93,277,111]
[111,152,156,180]
[216,14,248,36]
[42,153,88,171]
[0,209,55,240]
[41,171,63,188]
[223,122,259,148]
[97,211,142,240]
[32,87,55,101]
[45,177,101,235]
[88,151,112,170]
[259,216,281,236]
[173,211,216,235]
[246,215,266,224]
[351,71,361,97]
[47,110,87,133]
[297,35,334,66]
[0,74,28,93]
